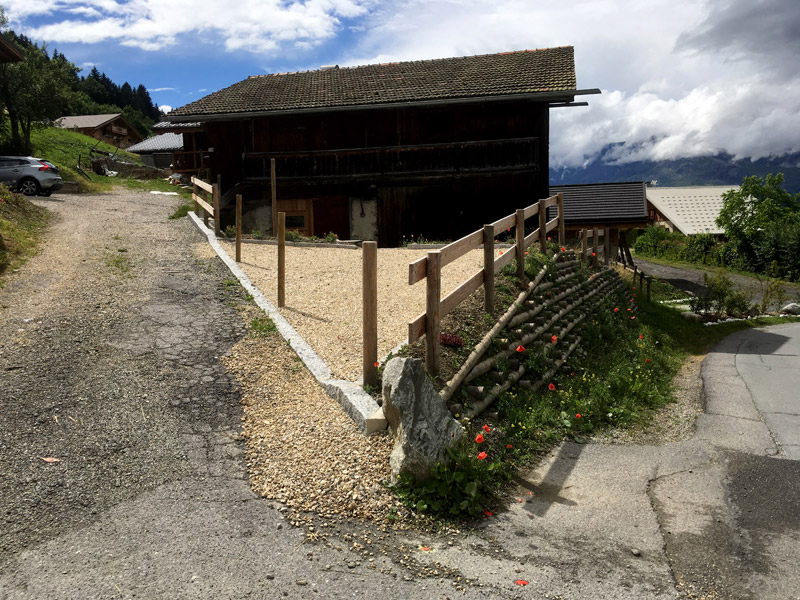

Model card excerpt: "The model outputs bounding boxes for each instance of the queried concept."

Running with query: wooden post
[270,158,278,235]
[425,250,442,376]
[539,201,547,253]
[362,241,378,388]
[483,225,495,313]
[639,270,645,291]
[646,276,652,302]
[592,227,599,270]
[277,211,286,308]
[235,194,242,263]
[557,192,565,245]
[212,183,221,237]
[515,208,525,281]
[203,190,209,228]
[193,181,199,215]
[604,227,611,266]
[581,230,587,264]
[633,264,638,284]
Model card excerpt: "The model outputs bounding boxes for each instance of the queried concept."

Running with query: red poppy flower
[548,383,556,391]
[516,345,526,352]
[627,308,632,312]
[506,444,513,449]
[645,358,651,363]
[551,335,558,344]
[484,510,493,517]
[547,236,551,241]
[477,451,487,460]
[475,433,484,444]
[592,252,596,256]
[632,286,636,290]
[515,580,529,586]
[576,413,581,419]
[614,307,619,313]
[374,361,380,367]
[507,227,511,232]
[631,316,636,320]
[561,246,566,252]
[570,372,575,376]
[420,546,431,551]
[639,334,643,339]
[482,424,491,433]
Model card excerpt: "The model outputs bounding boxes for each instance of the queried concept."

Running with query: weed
[250,316,277,336]
[224,225,237,238]
[169,202,194,220]
[285,230,303,242]
[106,250,131,274]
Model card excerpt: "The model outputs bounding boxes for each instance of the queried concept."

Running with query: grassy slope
[0,186,50,287]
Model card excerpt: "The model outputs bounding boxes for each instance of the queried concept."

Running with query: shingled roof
[169,46,578,119]
[549,182,649,226]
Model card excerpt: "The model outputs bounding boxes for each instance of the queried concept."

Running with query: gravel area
[219,240,501,381]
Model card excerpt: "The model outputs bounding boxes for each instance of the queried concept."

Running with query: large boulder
[382,357,464,481]
[780,302,800,315]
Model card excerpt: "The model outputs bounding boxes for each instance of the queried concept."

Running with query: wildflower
[524,251,529,255]
[592,252,596,256]
[547,236,551,241]
[507,227,511,232]
[645,358,651,363]
[515,580,529,586]
[506,444,513,449]
[374,361,380,367]
[420,546,431,552]
[631,316,636,320]
[551,335,558,344]
[576,413,581,419]
[570,372,575,376]
[627,308,632,312]
[561,246,566,252]
[639,334,643,340]
[516,345,526,352]
[475,433,485,444]
[484,510,493,517]
[614,307,619,313]
[482,424,491,433]
[477,451,487,460]
[548,383,556,391]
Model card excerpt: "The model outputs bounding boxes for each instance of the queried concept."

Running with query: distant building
[646,186,739,235]
[55,114,144,149]
[126,133,184,169]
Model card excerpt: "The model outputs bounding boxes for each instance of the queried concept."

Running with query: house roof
[153,120,203,131]
[55,114,122,130]
[646,186,738,235]
[0,34,24,63]
[549,182,649,226]
[126,133,184,154]
[169,46,583,120]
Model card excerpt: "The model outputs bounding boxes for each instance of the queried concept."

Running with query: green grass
[0,185,51,287]
[250,316,277,336]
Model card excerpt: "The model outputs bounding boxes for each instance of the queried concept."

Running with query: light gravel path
[219,240,501,381]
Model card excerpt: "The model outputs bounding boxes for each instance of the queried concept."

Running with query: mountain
[550,148,800,194]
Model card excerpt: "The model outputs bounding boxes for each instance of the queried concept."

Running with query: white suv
[0,156,64,196]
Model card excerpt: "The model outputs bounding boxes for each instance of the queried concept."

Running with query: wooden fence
[408,193,565,375]
[191,176,220,237]
[577,227,612,269]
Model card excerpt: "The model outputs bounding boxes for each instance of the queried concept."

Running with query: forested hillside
[0,22,161,155]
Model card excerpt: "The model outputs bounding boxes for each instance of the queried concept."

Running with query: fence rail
[408,193,564,375]
[191,176,220,237]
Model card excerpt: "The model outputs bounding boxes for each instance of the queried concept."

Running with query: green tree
[716,173,800,243]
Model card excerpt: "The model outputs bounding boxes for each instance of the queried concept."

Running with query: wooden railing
[578,227,611,269]
[409,193,564,375]
[174,150,206,173]
[243,137,539,181]
[191,176,221,237]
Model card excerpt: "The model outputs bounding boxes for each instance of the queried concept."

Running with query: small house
[646,186,739,235]
[167,47,598,245]
[55,114,144,149]
[126,133,184,169]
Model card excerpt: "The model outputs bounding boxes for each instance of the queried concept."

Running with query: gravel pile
[219,240,498,381]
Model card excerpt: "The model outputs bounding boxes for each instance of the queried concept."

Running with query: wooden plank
[409,256,427,285]
[408,313,425,345]
[592,227,599,270]
[515,209,525,281]
[483,225,495,313]
[192,182,199,215]
[581,229,588,263]
[362,241,378,387]
[212,183,221,237]
[277,211,286,307]
[425,250,441,375]
[492,213,516,235]
[235,194,242,263]
[194,195,214,215]
[545,217,560,233]
[539,201,547,253]
[523,202,540,220]
[440,229,483,269]
[557,192,565,245]
[191,177,213,194]
[604,227,611,266]
[270,158,278,235]
[544,195,559,208]
[494,246,515,270]
[440,269,484,316]
[523,229,538,250]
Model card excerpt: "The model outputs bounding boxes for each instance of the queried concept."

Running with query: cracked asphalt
[1,189,798,599]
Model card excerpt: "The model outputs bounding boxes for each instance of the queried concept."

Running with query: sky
[3,0,799,168]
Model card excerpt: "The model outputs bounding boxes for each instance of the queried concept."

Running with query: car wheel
[18,178,40,196]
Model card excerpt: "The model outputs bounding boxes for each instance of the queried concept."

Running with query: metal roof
[55,114,122,129]
[646,186,739,235]
[169,46,582,120]
[126,133,183,154]
[549,182,648,225]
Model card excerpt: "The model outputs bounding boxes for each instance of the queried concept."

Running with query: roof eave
[167,88,601,123]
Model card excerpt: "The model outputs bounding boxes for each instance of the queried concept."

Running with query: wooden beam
[362,241,378,387]
[425,250,441,375]
[515,209,525,281]
[483,224,495,313]
[277,211,286,307]
[270,158,278,235]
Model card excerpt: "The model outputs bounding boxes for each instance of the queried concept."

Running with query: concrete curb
[189,212,387,435]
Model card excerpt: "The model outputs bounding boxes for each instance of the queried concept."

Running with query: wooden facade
[203,100,550,246]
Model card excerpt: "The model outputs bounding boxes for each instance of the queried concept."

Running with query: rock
[381,357,464,481]
[630,548,642,557]
[780,302,800,315]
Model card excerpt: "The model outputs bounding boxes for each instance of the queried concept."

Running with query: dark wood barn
[167,47,597,246]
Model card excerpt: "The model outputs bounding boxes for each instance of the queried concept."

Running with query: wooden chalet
[151,121,209,175]
[167,47,598,245]
[55,114,144,149]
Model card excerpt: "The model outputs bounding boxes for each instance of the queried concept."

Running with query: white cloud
[159,105,172,113]
[148,87,176,92]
